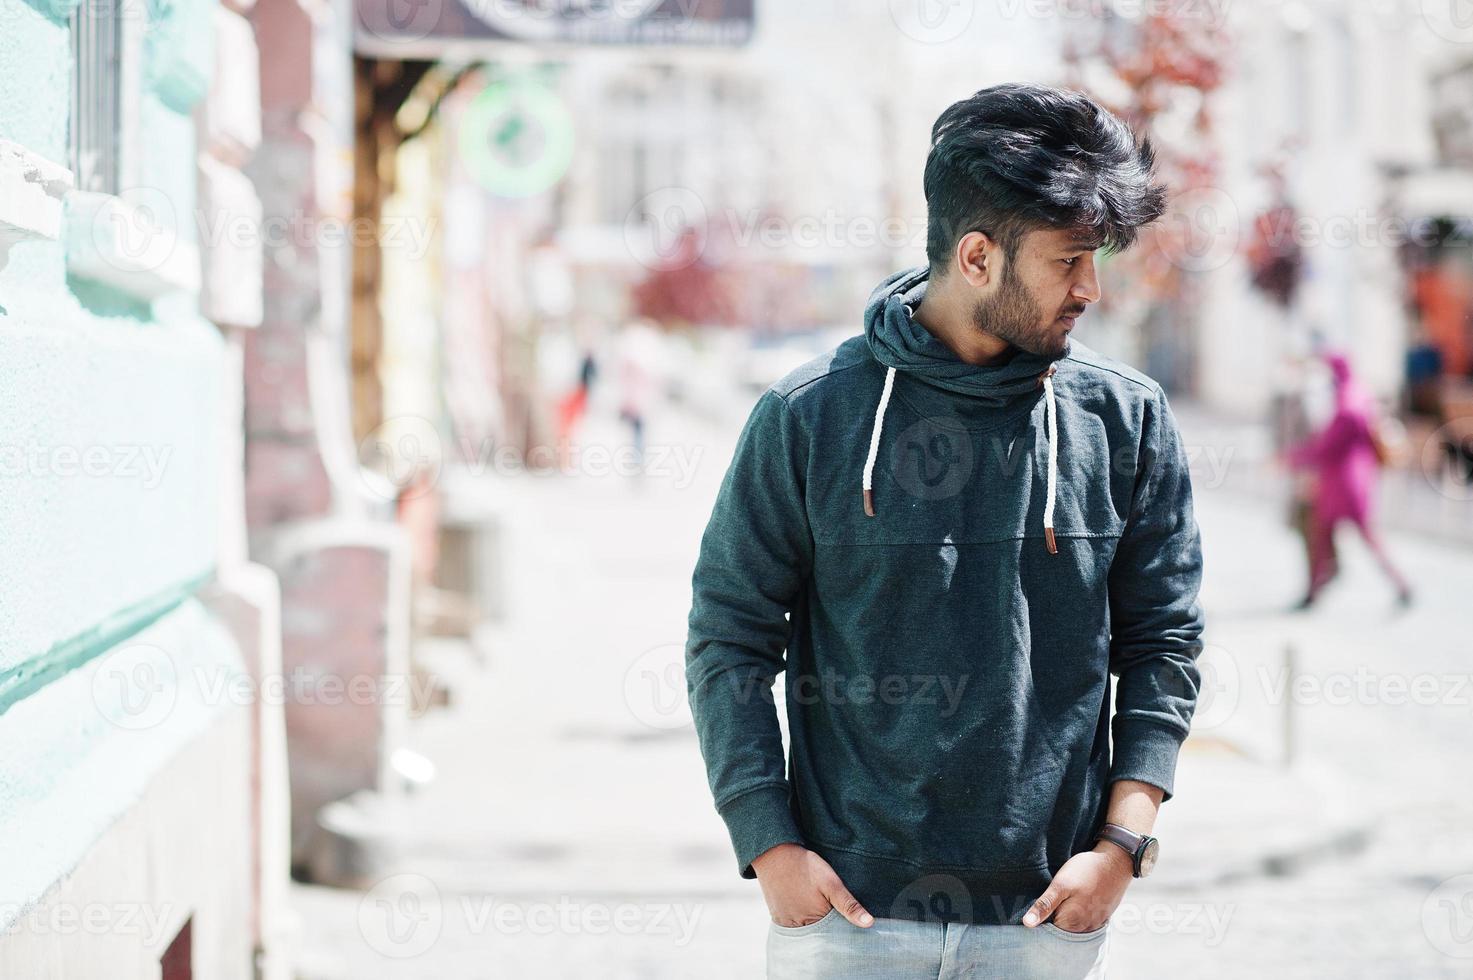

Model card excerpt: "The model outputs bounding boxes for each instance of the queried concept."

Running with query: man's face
[969,227,1103,359]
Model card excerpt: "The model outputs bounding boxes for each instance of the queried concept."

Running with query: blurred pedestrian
[616,320,660,469]
[1404,327,1444,419]
[1285,351,1412,609]
[1272,356,1337,596]
[554,349,597,467]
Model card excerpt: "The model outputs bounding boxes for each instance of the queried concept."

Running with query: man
[685,83,1204,979]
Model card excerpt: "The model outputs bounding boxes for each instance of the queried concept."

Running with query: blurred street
[10,0,1473,974]
[288,398,1473,979]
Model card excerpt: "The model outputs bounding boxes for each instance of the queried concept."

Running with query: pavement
[285,400,1473,979]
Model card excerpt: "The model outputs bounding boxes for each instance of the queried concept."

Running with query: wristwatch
[1093,823,1159,878]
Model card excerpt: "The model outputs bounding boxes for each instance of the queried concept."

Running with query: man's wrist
[1091,839,1136,877]
[751,842,804,876]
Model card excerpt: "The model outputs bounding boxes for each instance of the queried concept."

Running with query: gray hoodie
[685,266,1205,924]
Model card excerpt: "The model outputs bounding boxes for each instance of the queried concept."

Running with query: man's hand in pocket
[1022,843,1132,933]
[752,844,875,929]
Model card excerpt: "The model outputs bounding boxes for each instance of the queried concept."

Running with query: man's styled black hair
[923,82,1167,275]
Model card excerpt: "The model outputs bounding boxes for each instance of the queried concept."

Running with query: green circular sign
[458,79,575,199]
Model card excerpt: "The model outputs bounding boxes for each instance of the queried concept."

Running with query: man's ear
[955,231,997,288]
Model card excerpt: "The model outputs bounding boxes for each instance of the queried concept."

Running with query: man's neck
[911,275,1014,366]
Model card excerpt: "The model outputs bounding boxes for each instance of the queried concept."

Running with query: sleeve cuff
[1109,719,1187,803]
[718,784,805,879]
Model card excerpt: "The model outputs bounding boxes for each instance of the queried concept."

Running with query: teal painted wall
[0,0,250,921]
[0,598,246,931]
[0,0,232,703]
[0,0,72,163]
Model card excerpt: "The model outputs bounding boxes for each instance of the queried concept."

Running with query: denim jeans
[767,909,1110,979]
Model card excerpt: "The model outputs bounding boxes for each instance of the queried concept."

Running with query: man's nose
[1072,259,1102,305]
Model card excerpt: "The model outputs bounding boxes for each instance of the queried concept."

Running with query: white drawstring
[1041,367,1058,554]
[862,366,896,517]
[862,362,1059,555]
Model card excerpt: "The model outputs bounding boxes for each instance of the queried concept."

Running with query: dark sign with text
[355,0,754,55]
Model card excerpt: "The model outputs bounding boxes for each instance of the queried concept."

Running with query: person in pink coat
[1286,351,1413,608]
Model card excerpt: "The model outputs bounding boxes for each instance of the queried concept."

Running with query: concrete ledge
[200,564,295,980]
[0,140,74,269]
[142,0,213,114]
[201,8,262,162]
[0,599,248,933]
[63,190,201,300]
[198,156,264,328]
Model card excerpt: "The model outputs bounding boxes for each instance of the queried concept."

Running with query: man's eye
[1061,257,1079,267]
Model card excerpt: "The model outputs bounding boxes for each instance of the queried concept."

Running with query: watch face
[1139,838,1160,877]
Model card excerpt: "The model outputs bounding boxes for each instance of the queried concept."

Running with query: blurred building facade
[245,0,420,883]
[359,3,1068,457]
[1194,0,1439,417]
[550,2,1063,340]
[2,0,438,973]
[0,0,289,974]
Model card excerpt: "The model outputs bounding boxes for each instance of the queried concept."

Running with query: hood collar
[863,266,1063,406]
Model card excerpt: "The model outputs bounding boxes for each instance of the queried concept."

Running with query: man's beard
[970,264,1073,360]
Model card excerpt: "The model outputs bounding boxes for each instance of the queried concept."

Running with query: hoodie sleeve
[685,389,812,878]
[1106,386,1205,803]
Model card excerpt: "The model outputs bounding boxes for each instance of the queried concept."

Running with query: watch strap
[1094,823,1145,875]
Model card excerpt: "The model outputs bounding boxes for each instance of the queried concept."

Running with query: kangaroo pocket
[790,537,1115,871]
[800,700,1069,869]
